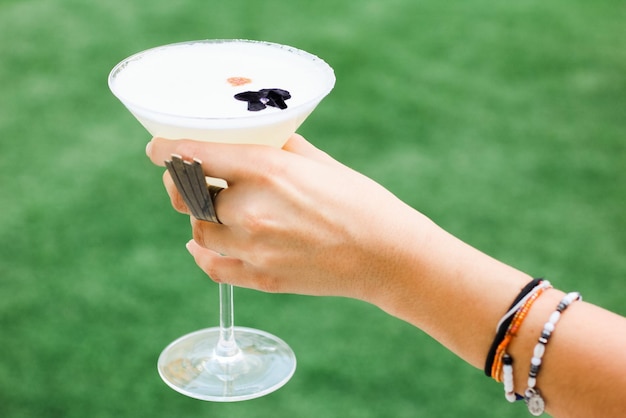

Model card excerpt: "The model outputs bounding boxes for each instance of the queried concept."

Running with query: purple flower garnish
[234,88,291,112]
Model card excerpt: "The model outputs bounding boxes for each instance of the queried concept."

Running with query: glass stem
[216,283,240,357]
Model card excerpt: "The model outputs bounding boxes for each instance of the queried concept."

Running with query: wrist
[367,210,533,369]
[362,209,440,318]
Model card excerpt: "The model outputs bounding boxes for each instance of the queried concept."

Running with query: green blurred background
[1,0,624,417]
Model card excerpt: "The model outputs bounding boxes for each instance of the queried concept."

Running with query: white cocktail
[109,39,334,146]
[108,39,335,401]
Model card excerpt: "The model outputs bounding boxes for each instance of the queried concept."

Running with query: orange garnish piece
[227,77,252,86]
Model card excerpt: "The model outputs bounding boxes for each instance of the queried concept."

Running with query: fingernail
[185,239,195,255]
[145,139,153,157]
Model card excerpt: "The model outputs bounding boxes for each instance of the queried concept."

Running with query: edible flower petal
[234,88,291,112]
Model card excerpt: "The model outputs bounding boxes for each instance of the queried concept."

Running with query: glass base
[157,326,296,402]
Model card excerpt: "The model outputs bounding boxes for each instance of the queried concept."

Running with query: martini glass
[108,39,335,401]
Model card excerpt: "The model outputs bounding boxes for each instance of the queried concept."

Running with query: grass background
[1,0,624,417]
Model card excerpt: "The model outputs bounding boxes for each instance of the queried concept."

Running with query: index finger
[145,133,334,183]
[146,137,282,183]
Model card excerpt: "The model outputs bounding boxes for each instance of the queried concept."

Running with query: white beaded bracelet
[502,354,517,402]
[524,291,582,416]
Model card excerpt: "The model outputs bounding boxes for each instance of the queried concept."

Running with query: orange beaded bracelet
[491,285,552,381]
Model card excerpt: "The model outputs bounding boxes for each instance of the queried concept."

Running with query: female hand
[146,134,434,307]
[146,134,626,418]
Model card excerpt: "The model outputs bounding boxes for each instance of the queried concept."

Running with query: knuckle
[171,193,188,213]
[203,264,224,283]
[192,222,211,247]
[238,205,271,235]
[244,250,283,293]
[194,249,228,284]
[258,158,288,185]
[251,272,281,293]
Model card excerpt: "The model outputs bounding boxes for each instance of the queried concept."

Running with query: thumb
[282,133,336,164]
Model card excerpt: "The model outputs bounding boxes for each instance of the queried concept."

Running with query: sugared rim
[108,39,335,121]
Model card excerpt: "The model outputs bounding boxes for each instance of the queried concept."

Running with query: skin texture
[146,134,626,417]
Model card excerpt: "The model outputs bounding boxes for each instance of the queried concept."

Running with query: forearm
[372,213,531,368]
[376,212,626,417]
[147,136,626,416]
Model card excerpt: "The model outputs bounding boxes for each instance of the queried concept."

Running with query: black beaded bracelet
[484,278,544,377]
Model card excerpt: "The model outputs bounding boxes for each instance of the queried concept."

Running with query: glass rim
[108,39,336,122]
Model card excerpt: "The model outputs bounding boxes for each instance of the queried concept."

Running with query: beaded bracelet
[491,284,550,381]
[501,353,517,402]
[484,278,544,377]
[496,280,551,333]
[524,291,582,416]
